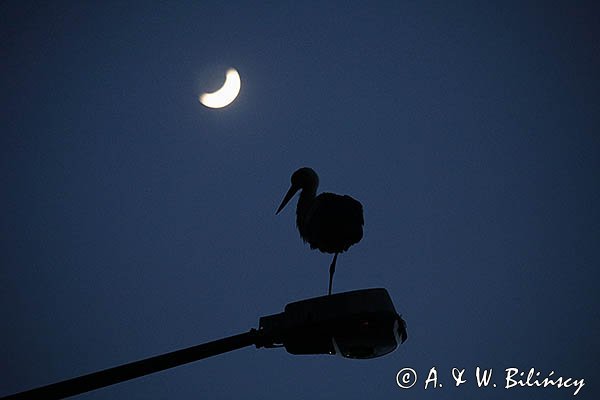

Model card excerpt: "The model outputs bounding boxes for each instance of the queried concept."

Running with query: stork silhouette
[276,167,364,295]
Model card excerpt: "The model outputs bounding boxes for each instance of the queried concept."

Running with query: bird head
[276,167,319,215]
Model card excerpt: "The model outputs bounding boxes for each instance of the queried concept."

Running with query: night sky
[2,1,599,399]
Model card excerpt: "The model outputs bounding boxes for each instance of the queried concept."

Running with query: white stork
[276,167,364,295]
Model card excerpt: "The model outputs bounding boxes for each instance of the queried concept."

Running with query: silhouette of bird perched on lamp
[276,167,364,295]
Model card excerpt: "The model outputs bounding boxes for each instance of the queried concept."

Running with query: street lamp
[258,288,407,358]
[2,288,407,400]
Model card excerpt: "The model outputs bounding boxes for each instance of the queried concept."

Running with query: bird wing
[304,193,364,253]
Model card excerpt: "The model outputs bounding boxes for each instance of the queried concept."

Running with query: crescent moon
[199,68,241,108]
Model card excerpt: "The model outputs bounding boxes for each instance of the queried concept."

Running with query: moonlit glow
[199,68,241,108]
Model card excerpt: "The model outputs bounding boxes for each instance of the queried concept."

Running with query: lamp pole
[2,330,262,400]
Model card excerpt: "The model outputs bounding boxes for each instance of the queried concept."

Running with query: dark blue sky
[2,1,599,399]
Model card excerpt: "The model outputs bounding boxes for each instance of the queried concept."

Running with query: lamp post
[2,288,407,400]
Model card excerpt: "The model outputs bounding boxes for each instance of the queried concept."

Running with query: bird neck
[295,188,316,232]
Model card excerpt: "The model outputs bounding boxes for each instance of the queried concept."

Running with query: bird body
[276,167,364,295]
[298,192,363,254]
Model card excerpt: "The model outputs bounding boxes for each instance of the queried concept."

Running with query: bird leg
[328,253,338,296]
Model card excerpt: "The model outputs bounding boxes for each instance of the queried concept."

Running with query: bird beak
[276,185,299,215]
